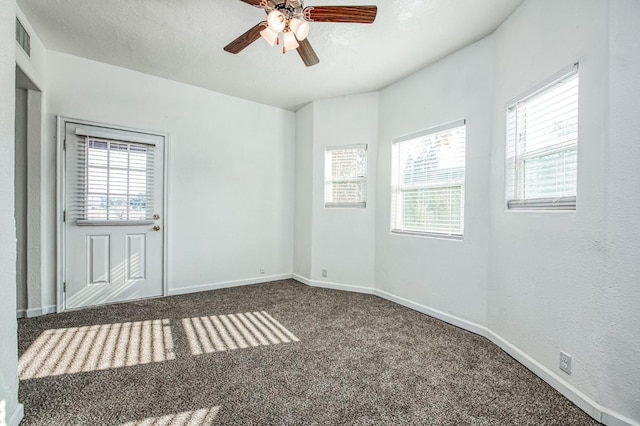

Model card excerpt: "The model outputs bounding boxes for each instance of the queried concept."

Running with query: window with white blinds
[73,137,155,223]
[391,120,466,238]
[506,64,579,210]
[325,144,367,208]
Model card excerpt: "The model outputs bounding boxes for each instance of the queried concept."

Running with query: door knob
[153,214,160,220]
[153,225,161,231]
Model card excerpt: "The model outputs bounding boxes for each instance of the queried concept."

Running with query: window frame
[74,134,156,225]
[16,18,30,57]
[505,63,579,211]
[390,119,466,240]
[324,144,368,209]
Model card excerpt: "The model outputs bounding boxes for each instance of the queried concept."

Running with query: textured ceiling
[17,0,522,110]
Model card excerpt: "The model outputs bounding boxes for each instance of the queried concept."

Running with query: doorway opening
[15,65,43,318]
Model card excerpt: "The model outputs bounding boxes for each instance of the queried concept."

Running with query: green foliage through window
[391,122,466,237]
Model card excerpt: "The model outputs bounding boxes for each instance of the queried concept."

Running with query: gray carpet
[18,279,598,425]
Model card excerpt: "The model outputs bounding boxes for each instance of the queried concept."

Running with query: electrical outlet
[260,265,265,274]
[560,351,571,375]
[322,268,328,278]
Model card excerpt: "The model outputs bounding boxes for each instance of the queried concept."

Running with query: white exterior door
[64,121,164,310]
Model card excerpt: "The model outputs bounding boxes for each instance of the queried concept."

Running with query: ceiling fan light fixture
[225,1,378,67]
[260,26,279,46]
[289,18,310,41]
[267,10,286,32]
[283,30,299,52]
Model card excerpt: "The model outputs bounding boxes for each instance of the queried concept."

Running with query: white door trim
[56,116,170,312]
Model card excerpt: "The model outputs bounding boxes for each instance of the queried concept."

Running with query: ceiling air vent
[16,18,30,57]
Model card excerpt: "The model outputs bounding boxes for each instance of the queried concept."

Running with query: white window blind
[391,121,466,238]
[325,144,367,208]
[506,65,579,210]
[72,136,155,223]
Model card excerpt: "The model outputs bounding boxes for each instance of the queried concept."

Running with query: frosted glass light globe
[267,10,286,33]
[289,18,309,41]
[260,26,278,46]
[283,31,299,52]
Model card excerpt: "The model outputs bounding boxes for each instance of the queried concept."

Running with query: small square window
[506,65,579,210]
[324,145,367,208]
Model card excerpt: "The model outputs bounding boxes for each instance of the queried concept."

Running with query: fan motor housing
[271,1,304,18]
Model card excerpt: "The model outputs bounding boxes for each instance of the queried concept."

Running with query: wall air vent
[16,18,30,57]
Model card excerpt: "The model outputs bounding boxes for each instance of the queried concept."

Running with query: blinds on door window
[506,64,579,210]
[391,120,466,238]
[72,135,155,224]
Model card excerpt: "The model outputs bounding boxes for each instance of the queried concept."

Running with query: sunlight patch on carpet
[19,319,175,379]
[182,311,299,355]
[119,407,220,426]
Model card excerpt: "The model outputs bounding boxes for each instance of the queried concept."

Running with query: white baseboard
[167,274,293,296]
[7,403,24,426]
[292,274,375,295]
[601,411,640,426]
[293,276,637,426]
[373,288,486,337]
[16,305,57,319]
[484,329,604,422]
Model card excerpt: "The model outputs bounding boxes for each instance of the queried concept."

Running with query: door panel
[87,235,110,285]
[126,234,146,280]
[64,122,164,310]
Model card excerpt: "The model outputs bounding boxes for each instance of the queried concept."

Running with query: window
[506,64,579,210]
[391,120,466,238]
[15,18,30,57]
[324,144,367,208]
[74,137,155,222]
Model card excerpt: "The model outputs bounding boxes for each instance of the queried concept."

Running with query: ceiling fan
[224,0,377,67]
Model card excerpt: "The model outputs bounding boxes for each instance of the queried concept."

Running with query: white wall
[23,87,44,317]
[309,93,378,289]
[0,1,23,424]
[489,0,609,418]
[44,51,295,301]
[15,88,27,313]
[600,1,640,422]
[375,38,494,326]
[294,93,378,291]
[293,103,313,278]
[15,82,44,318]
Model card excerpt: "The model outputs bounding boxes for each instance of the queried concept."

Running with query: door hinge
[63,210,66,222]
[63,138,66,150]
[63,282,67,293]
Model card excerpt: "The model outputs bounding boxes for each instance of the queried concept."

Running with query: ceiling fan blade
[303,6,377,23]
[297,38,320,67]
[224,21,267,54]
[239,0,264,7]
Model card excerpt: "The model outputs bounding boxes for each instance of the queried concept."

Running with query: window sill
[391,229,463,241]
[507,196,576,211]
[325,202,366,209]
[76,220,155,226]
